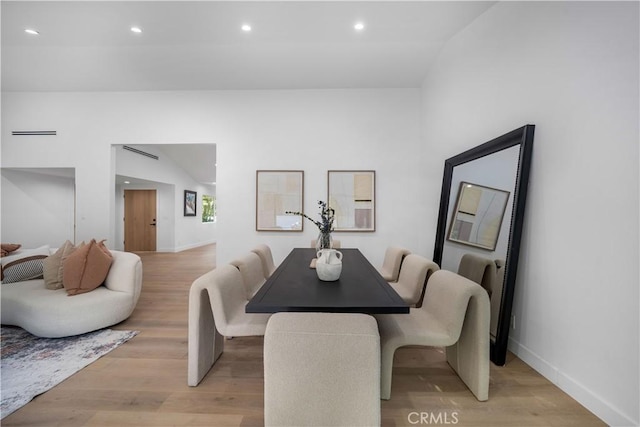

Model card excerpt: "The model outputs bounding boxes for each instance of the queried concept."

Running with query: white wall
[1,169,75,247]
[1,89,424,265]
[215,89,424,266]
[421,2,639,426]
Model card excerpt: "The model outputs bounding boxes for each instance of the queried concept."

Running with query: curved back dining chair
[389,254,439,307]
[375,269,490,401]
[378,246,411,282]
[309,239,341,249]
[264,312,380,426]
[187,264,271,386]
[251,244,276,279]
[457,253,497,298]
[230,252,266,299]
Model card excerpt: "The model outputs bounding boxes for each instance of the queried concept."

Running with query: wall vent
[123,145,159,160]
[12,130,57,136]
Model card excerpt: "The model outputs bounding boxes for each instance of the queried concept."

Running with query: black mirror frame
[433,125,535,366]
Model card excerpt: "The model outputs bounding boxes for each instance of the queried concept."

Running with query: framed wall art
[256,170,304,231]
[184,190,197,216]
[328,170,375,232]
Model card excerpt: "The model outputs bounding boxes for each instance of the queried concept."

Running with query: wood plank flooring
[3,244,605,426]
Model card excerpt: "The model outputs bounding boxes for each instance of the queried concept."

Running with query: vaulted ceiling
[3,1,495,185]
[2,1,495,92]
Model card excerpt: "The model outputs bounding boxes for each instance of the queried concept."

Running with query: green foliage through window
[202,195,216,223]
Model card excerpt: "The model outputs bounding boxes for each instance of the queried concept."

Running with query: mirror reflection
[448,182,510,251]
[440,145,519,271]
[442,145,519,341]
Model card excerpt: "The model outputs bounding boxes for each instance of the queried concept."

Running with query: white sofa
[1,250,143,338]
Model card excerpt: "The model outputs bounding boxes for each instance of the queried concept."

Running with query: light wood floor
[3,244,605,426]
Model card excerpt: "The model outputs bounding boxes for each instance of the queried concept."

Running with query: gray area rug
[1,326,138,418]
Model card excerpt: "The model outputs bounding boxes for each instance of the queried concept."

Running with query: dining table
[245,248,409,314]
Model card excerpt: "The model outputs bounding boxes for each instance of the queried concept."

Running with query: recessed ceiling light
[354,22,365,31]
[24,28,39,35]
[124,181,131,184]
[130,26,143,34]
[241,24,252,32]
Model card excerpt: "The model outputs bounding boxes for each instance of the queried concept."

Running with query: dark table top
[245,248,409,314]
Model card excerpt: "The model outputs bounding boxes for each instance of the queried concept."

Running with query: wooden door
[124,190,157,252]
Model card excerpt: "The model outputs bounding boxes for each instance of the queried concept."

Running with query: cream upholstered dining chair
[264,312,380,426]
[309,239,341,249]
[375,270,490,401]
[250,244,276,279]
[378,246,411,282]
[187,264,271,386]
[457,253,497,298]
[230,252,266,299]
[389,254,439,308]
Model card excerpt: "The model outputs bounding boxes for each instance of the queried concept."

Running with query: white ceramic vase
[316,249,343,281]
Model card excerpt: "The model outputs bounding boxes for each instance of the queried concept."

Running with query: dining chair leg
[445,288,490,401]
[380,339,399,400]
[188,287,225,386]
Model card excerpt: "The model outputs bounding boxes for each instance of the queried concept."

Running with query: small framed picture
[184,190,197,216]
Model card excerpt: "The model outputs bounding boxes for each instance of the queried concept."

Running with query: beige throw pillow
[63,239,113,296]
[43,240,77,290]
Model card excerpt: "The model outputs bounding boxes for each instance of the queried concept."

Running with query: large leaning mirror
[433,125,534,365]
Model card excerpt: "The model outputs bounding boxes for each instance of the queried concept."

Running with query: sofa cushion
[43,240,79,290]
[63,240,113,296]
[1,279,133,338]
[1,246,50,284]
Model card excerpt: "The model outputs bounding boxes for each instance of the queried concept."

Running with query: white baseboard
[508,337,638,427]
[158,240,216,253]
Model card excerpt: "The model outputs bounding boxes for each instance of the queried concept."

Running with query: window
[202,195,216,223]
